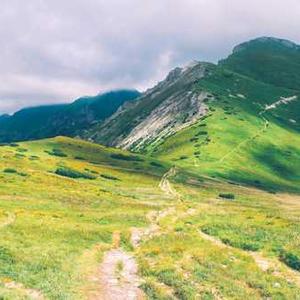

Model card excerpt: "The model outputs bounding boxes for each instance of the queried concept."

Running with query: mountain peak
[233,36,300,54]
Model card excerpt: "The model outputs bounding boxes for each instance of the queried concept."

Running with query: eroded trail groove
[4,281,45,300]
[0,211,16,228]
[159,167,180,200]
[198,230,300,287]
[91,232,144,300]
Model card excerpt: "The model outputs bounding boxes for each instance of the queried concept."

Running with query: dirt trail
[159,167,180,200]
[90,232,144,300]
[0,212,16,228]
[158,170,300,288]
[92,168,180,300]
[217,95,297,164]
[4,281,45,299]
[131,208,175,248]
[198,230,300,287]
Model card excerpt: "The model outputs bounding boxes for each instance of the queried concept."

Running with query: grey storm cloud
[1,0,300,113]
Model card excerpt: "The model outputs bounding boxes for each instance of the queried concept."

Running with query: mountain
[1,136,300,299]
[220,36,300,90]
[1,37,300,299]
[84,37,300,193]
[0,90,140,142]
[84,62,214,148]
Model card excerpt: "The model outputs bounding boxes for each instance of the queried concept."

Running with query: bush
[280,250,300,271]
[195,131,208,136]
[55,167,96,180]
[190,137,198,142]
[18,172,28,177]
[219,193,235,200]
[3,168,17,174]
[9,143,19,147]
[45,148,67,157]
[100,174,120,181]
[150,161,163,168]
[3,168,27,177]
[16,148,28,153]
[74,156,85,160]
[110,153,143,162]
[29,155,39,160]
[179,156,188,160]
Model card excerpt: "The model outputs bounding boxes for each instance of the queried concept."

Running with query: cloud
[1,0,300,113]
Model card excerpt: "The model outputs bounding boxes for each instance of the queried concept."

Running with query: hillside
[0,90,140,143]
[84,37,300,193]
[84,62,214,148]
[0,137,300,299]
[220,37,300,90]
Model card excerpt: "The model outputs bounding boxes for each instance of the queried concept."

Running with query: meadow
[0,137,299,299]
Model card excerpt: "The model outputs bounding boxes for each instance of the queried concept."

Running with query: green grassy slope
[148,67,300,193]
[0,137,169,299]
[0,90,140,143]
[0,137,300,299]
[220,37,300,90]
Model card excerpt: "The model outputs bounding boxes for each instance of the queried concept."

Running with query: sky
[1,0,300,113]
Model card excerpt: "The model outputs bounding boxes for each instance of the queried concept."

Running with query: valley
[0,137,299,299]
[0,37,299,299]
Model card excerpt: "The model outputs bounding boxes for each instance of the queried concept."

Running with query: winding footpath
[0,211,16,228]
[217,95,297,163]
[90,168,180,300]
[90,232,144,300]
[198,230,300,287]
[159,167,181,200]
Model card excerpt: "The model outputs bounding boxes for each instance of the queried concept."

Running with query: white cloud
[1,0,300,113]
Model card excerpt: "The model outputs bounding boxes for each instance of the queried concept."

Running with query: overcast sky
[1,0,300,113]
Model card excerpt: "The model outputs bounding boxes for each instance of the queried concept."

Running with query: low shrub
[195,131,208,136]
[16,148,28,153]
[18,172,28,177]
[150,161,163,168]
[110,153,144,162]
[45,148,68,157]
[190,137,198,142]
[101,174,120,181]
[3,168,17,173]
[55,167,96,180]
[179,156,188,160]
[280,250,300,271]
[219,193,235,200]
[74,156,85,160]
[3,168,28,177]
[29,155,39,160]
[9,143,19,147]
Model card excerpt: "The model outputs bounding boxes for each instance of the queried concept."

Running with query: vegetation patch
[218,193,235,200]
[110,153,144,162]
[3,168,17,174]
[55,167,96,179]
[100,174,120,181]
[280,250,300,271]
[150,161,164,168]
[3,168,28,177]
[45,148,68,157]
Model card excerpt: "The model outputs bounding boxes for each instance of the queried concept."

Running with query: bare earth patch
[4,281,45,300]
[89,232,144,300]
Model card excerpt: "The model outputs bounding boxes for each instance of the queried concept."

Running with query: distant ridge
[0,89,140,142]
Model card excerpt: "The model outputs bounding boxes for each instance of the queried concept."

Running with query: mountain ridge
[0,89,140,142]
